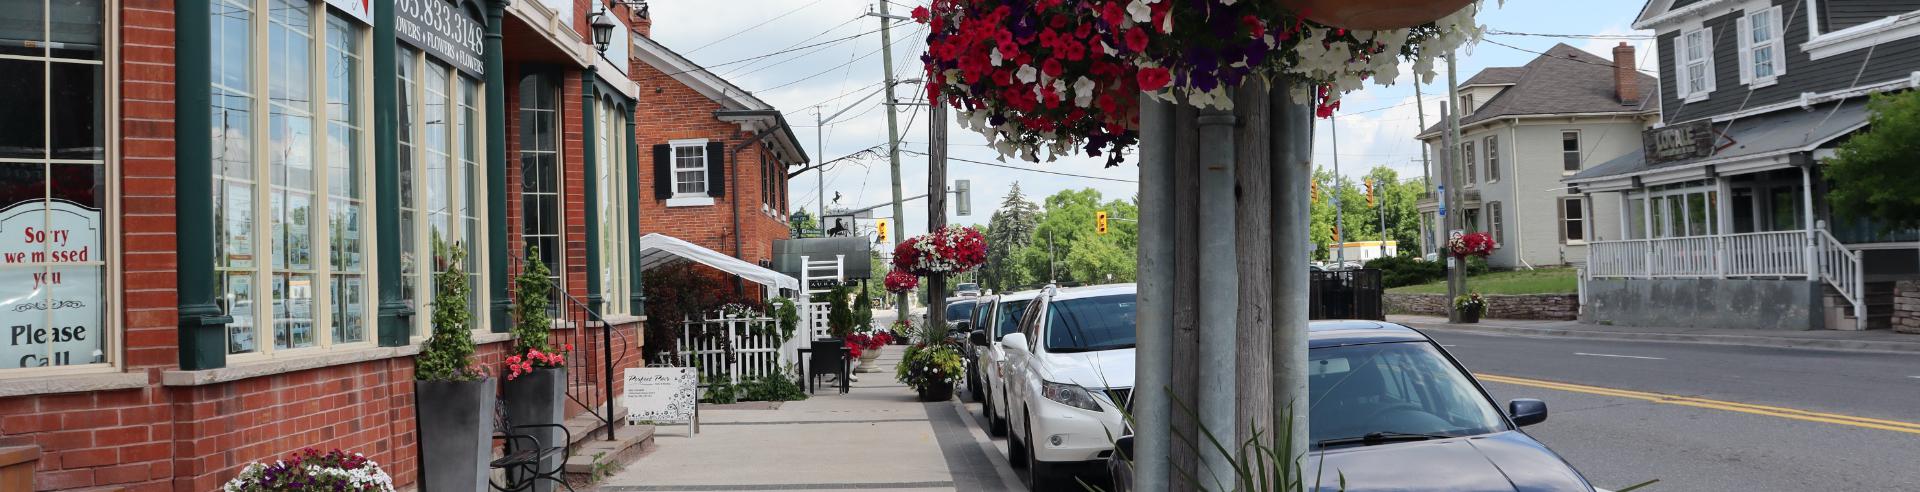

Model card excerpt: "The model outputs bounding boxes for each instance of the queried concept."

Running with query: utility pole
[815,109,826,232]
[874,1,908,322]
[1444,52,1466,322]
[1377,182,1389,258]
[1047,229,1056,283]
[926,93,949,330]
[1415,82,1434,257]
[1331,112,1345,268]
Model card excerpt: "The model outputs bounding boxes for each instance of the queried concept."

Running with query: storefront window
[218,2,371,355]
[0,0,109,371]
[402,54,487,336]
[597,97,629,315]
[519,74,563,307]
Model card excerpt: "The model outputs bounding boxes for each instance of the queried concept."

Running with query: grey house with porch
[1566,0,1920,330]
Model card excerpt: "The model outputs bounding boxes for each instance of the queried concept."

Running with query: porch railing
[1816,229,1865,330]
[1589,231,1808,279]
[508,255,632,441]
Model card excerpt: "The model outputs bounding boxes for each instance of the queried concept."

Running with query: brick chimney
[1613,42,1638,105]
[628,6,651,38]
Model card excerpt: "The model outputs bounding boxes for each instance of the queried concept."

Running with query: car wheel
[1024,413,1056,490]
[967,363,984,402]
[988,387,1009,437]
[1008,408,1029,468]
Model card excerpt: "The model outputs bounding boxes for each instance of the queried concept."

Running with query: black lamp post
[589,9,617,53]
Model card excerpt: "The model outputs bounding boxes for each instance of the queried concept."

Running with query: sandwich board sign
[625,367,699,434]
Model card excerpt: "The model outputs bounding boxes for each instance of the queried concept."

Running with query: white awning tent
[638,233,800,294]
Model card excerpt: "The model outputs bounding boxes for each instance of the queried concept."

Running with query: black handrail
[509,254,633,441]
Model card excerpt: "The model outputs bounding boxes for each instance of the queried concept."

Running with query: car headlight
[1041,380,1103,412]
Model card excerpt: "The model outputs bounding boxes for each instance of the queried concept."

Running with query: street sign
[823,214,857,237]
[1096,211,1110,235]
[625,367,698,429]
[955,180,972,216]
[875,218,891,243]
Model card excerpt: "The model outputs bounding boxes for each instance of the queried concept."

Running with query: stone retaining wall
[1894,281,1920,334]
[1386,293,1580,321]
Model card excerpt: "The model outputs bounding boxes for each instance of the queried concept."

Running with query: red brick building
[0,0,801,489]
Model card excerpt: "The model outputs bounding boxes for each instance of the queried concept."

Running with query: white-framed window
[1488,201,1505,245]
[1739,6,1787,86]
[672,140,708,196]
[1677,27,1717,100]
[518,73,563,307]
[0,0,114,373]
[596,97,630,315]
[1638,182,1720,238]
[215,1,376,356]
[400,52,488,338]
[1461,94,1475,115]
[665,139,715,207]
[1561,197,1587,244]
[1462,140,1477,186]
[1562,131,1582,171]
[1483,135,1500,182]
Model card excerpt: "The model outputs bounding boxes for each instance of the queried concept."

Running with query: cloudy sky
[647,0,1658,238]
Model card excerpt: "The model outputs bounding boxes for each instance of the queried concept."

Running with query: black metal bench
[489,400,575,492]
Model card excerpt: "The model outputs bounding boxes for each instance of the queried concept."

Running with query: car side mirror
[1001,333,1029,354]
[955,321,972,332]
[969,329,990,346]
[1114,435,1134,460]
[1508,398,1548,427]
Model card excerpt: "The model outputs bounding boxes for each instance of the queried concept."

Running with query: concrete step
[563,424,654,479]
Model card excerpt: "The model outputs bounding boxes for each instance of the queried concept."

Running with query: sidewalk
[591,349,1019,491]
[1390,314,1920,353]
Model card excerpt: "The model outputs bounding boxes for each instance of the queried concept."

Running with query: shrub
[513,246,553,353]
[1366,255,1442,288]
[417,241,479,382]
[738,372,809,402]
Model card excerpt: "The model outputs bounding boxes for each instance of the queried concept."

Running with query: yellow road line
[1477,373,1920,435]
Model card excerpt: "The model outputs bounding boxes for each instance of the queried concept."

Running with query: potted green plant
[414,242,492,492]
[1454,293,1486,324]
[825,284,856,340]
[502,247,566,490]
[896,321,964,401]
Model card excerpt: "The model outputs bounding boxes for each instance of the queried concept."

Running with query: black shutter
[652,144,671,199]
[706,141,726,198]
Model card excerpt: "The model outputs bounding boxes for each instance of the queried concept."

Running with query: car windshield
[1308,342,1507,447]
[993,299,1031,339]
[946,302,974,323]
[1044,294,1136,352]
[957,283,980,291]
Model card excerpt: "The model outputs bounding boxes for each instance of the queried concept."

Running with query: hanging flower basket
[1448,231,1498,259]
[892,226,989,277]
[885,268,921,294]
[1277,0,1480,31]
[915,0,1488,165]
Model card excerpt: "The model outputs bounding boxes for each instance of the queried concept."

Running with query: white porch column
[1803,166,1818,278]
[1717,177,1733,277]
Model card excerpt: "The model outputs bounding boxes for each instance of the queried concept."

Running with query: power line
[1481,38,1659,75]
[1487,29,1653,40]
[684,0,828,54]
[753,25,924,93]
[902,150,1140,183]
[720,14,867,78]
[661,21,908,78]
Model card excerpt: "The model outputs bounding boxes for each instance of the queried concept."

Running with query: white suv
[966,289,1040,437]
[1000,284,1135,489]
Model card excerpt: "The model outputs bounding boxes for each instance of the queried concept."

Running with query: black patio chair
[806,338,852,395]
[488,400,575,492]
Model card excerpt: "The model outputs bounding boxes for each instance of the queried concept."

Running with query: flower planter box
[502,366,566,492]
[1460,309,1482,324]
[415,377,495,492]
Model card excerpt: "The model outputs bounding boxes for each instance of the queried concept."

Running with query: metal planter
[415,377,495,492]
[502,366,567,492]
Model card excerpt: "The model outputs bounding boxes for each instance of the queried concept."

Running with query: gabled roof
[1633,0,1733,30]
[630,34,809,165]
[1420,44,1659,138]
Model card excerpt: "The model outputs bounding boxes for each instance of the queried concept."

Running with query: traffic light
[1330,225,1341,243]
[1096,211,1110,235]
[1311,181,1320,202]
[1364,178,1376,207]
[876,219,890,243]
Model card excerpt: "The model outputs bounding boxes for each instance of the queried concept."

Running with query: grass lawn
[1387,267,1579,295]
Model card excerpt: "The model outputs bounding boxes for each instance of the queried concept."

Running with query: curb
[1398,320,1920,354]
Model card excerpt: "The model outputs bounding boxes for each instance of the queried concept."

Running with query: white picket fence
[677,310,797,386]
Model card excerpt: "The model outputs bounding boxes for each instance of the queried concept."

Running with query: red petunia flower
[1137,66,1171,91]
[1124,27,1149,52]
[911,6,929,23]
[1042,58,1064,78]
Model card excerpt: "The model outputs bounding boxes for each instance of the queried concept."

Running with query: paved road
[1425,329,1920,491]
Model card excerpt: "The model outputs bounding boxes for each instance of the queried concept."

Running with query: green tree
[1830,90,1920,229]
[985,184,1043,291]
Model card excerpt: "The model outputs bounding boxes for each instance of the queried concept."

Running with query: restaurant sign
[396,0,485,77]
[0,200,103,369]
[1643,121,1716,165]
